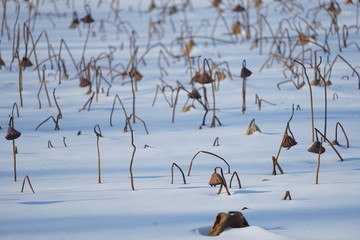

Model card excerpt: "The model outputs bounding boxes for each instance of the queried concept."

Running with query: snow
[0,0,360,239]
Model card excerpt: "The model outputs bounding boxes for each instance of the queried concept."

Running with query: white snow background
[0,0,359,239]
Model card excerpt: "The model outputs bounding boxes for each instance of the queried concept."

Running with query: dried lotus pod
[188,89,201,99]
[79,77,91,87]
[231,21,241,35]
[148,0,156,12]
[19,57,33,67]
[254,0,262,7]
[240,65,252,78]
[311,79,320,86]
[298,33,311,45]
[0,56,5,69]
[81,14,94,23]
[5,126,21,140]
[245,119,261,135]
[212,0,222,7]
[192,72,213,84]
[281,134,297,149]
[308,141,326,154]
[169,5,177,15]
[183,39,196,56]
[327,2,341,15]
[344,0,353,5]
[129,67,143,82]
[228,211,249,228]
[330,139,340,146]
[208,171,224,186]
[69,12,80,28]
[233,4,245,12]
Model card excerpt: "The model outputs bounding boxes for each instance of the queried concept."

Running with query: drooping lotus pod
[281,134,297,149]
[79,77,91,87]
[69,11,80,29]
[81,14,94,23]
[245,119,261,135]
[240,64,252,78]
[298,32,311,45]
[233,4,245,12]
[5,126,21,140]
[308,141,326,154]
[19,57,33,68]
[212,0,222,8]
[231,21,241,35]
[129,67,143,82]
[208,171,224,186]
[188,89,201,100]
[183,39,196,56]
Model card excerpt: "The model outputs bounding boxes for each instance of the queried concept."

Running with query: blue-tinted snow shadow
[18,201,65,205]
[233,189,270,195]
[132,175,165,179]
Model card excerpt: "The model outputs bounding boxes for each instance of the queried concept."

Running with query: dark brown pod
[5,126,21,140]
[79,77,91,87]
[240,66,252,78]
[308,141,326,154]
[188,89,201,99]
[233,4,245,12]
[208,172,224,186]
[80,14,94,23]
[281,134,297,149]
[19,57,33,67]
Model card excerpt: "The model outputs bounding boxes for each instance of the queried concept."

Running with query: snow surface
[0,0,359,239]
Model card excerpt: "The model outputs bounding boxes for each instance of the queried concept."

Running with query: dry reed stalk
[21,176,35,193]
[171,163,187,184]
[187,150,230,176]
[110,94,128,127]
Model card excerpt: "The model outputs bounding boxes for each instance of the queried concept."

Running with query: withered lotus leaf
[5,126,21,140]
[208,172,224,186]
[308,141,326,154]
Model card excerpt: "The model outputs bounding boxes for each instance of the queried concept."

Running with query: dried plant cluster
[0,1,358,237]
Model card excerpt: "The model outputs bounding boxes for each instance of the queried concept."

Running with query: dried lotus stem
[229,171,242,189]
[315,128,343,161]
[35,116,60,131]
[11,102,20,118]
[94,124,103,184]
[282,191,291,200]
[213,137,220,147]
[21,176,35,194]
[171,163,187,184]
[5,117,21,182]
[187,150,230,176]
[332,122,349,148]
[110,94,128,127]
[47,141,54,148]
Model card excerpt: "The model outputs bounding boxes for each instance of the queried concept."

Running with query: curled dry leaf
[79,77,91,87]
